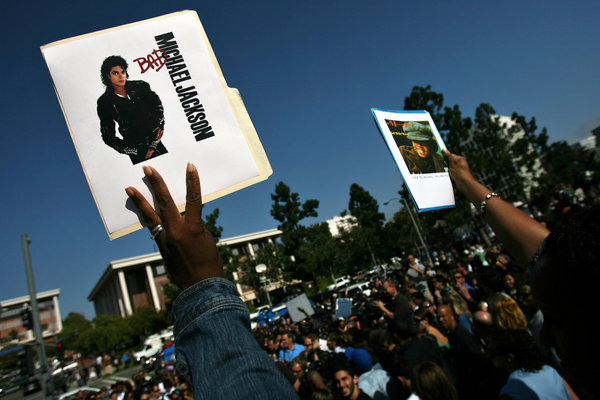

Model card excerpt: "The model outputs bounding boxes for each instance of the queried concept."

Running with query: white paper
[371,109,455,211]
[285,294,315,324]
[41,11,271,239]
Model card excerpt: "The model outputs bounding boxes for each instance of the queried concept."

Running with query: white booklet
[371,109,455,212]
[41,11,272,239]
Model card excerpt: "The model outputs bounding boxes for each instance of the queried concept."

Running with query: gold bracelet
[480,192,500,215]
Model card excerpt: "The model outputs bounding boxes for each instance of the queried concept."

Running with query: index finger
[183,162,203,226]
[143,166,182,228]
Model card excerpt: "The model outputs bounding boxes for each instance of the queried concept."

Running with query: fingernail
[143,166,153,177]
[187,162,196,173]
[125,187,135,197]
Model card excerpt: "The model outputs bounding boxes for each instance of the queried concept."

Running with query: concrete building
[88,229,283,317]
[461,115,545,202]
[88,253,169,317]
[217,228,283,302]
[326,215,358,237]
[0,289,61,344]
[218,228,282,258]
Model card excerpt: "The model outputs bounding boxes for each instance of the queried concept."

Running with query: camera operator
[373,280,415,333]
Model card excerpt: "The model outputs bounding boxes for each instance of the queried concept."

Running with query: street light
[384,197,434,268]
[255,263,272,308]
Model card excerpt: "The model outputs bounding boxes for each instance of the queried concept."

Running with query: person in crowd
[332,362,373,400]
[442,149,600,397]
[488,329,578,399]
[413,307,448,349]
[436,304,499,399]
[373,279,414,333]
[280,331,306,363]
[489,294,528,331]
[453,269,475,298]
[409,361,459,400]
[405,254,427,283]
[440,288,474,334]
[502,273,518,297]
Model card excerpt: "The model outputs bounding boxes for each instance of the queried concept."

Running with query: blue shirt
[279,344,305,363]
[500,365,571,400]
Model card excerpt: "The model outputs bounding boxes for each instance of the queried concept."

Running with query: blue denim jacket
[172,278,299,399]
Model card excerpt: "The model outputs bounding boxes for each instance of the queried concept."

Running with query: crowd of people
[121,150,599,399]
[250,244,582,399]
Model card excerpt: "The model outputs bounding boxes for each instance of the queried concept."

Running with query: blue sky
[1,1,599,320]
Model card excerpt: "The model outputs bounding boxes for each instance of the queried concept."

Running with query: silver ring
[150,224,164,240]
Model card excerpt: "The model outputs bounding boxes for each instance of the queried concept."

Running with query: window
[154,264,166,276]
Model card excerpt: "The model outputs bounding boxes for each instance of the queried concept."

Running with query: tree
[403,85,472,152]
[346,183,385,267]
[270,181,319,258]
[78,314,133,355]
[204,208,223,241]
[295,223,339,285]
[348,183,384,230]
[59,312,93,353]
[126,307,170,341]
[532,140,600,217]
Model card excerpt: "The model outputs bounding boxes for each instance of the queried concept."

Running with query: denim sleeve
[172,278,299,400]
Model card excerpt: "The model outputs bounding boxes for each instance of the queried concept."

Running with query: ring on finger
[149,224,165,240]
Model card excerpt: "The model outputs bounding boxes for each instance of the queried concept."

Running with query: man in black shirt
[374,280,415,334]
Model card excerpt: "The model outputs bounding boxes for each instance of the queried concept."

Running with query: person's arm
[125,164,298,400]
[424,323,449,347]
[97,97,127,154]
[409,264,425,275]
[374,300,394,319]
[442,150,550,267]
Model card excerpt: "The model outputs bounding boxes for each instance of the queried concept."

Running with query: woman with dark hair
[97,55,167,164]
[410,361,459,400]
[488,329,577,399]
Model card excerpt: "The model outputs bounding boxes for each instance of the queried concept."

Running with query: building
[87,253,169,317]
[218,228,282,258]
[460,115,545,202]
[0,289,62,344]
[88,229,283,317]
[326,215,358,237]
[217,228,283,302]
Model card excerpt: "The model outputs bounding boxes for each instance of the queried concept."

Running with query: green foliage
[59,312,93,353]
[295,223,338,285]
[348,183,384,230]
[271,181,319,256]
[126,307,170,341]
[77,314,133,355]
[532,140,600,210]
[204,208,223,241]
[59,308,171,357]
[162,284,182,311]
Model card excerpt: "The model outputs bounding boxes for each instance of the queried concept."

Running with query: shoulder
[97,90,113,105]
[357,390,373,400]
[128,80,151,91]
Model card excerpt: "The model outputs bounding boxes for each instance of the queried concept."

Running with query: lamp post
[21,235,50,398]
[255,263,272,308]
[384,198,434,268]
